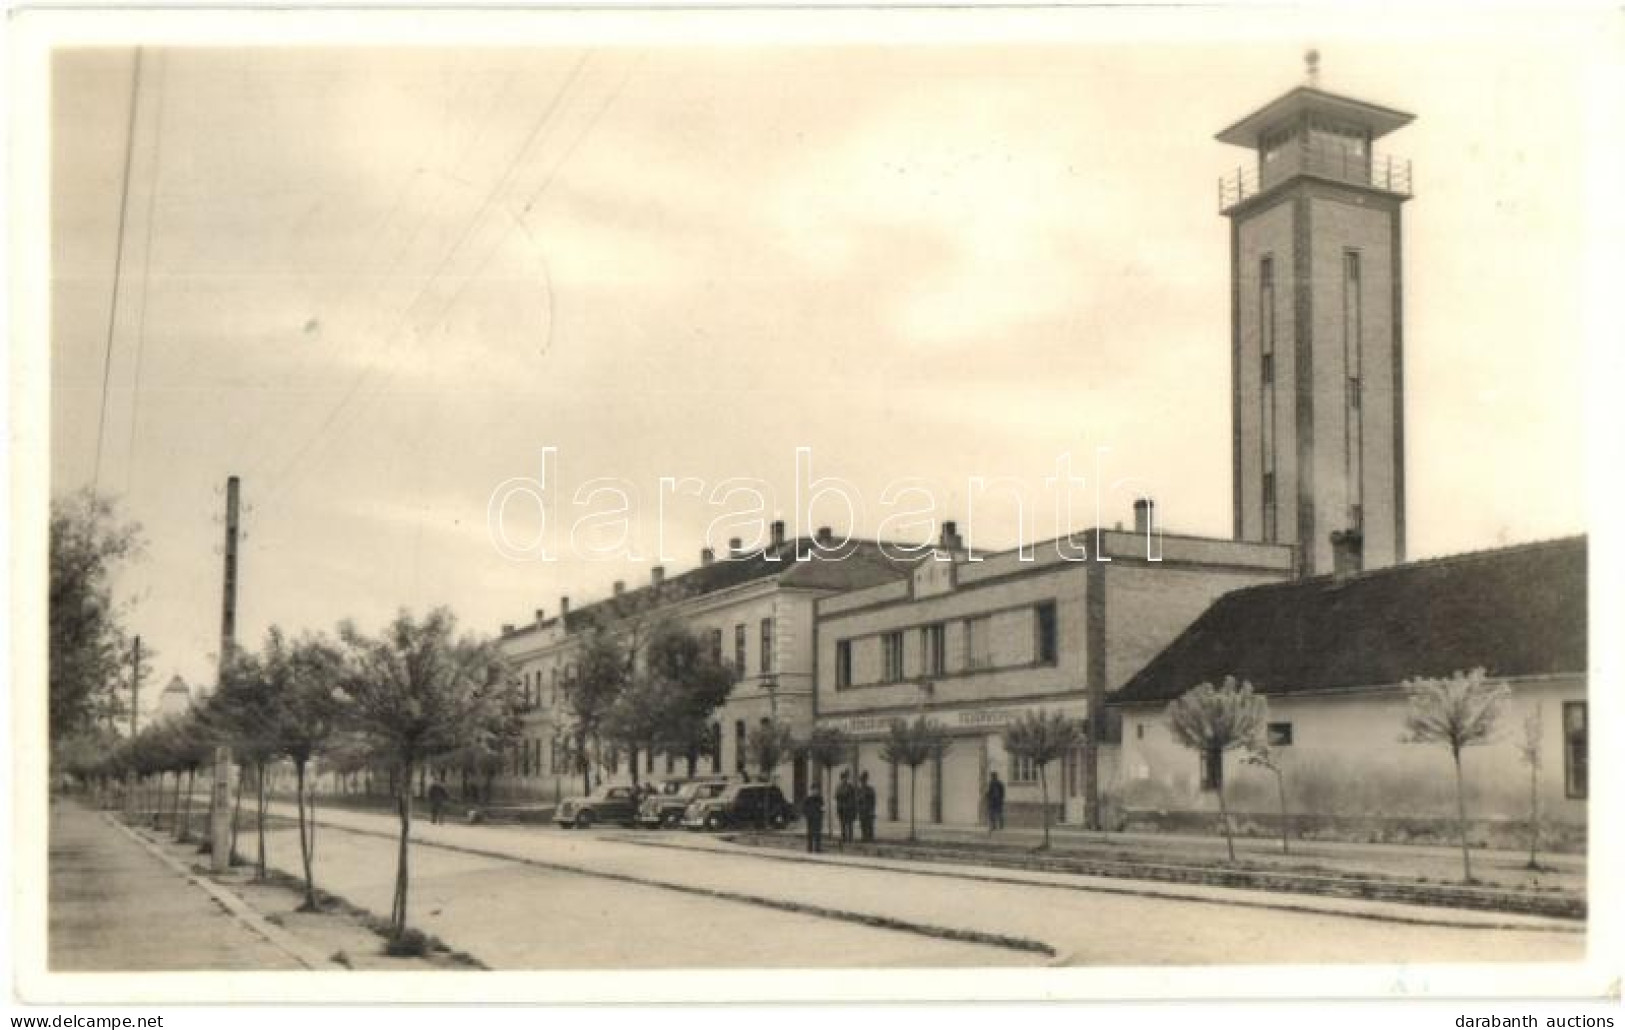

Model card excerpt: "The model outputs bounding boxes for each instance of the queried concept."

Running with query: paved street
[48,801,303,971]
[262,802,1583,968]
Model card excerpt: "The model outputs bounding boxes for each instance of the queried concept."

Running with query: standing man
[985,770,1005,833]
[857,769,877,842]
[802,783,825,853]
[428,775,450,826]
[835,769,858,846]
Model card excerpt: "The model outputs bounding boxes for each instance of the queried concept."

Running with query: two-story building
[495,522,920,802]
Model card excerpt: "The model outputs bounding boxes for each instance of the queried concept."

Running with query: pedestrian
[802,784,825,853]
[985,770,1005,832]
[857,769,877,842]
[835,769,857,846]
[428,776,450,826]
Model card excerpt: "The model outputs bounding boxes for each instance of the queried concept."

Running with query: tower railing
[1219,144,1412,212]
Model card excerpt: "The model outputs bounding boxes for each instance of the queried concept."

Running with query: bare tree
[1002,710,1082,850]
[337,608,507,940]
[1165,677,1269,862]
[1244,742,1291,854]
[880,716,948,843]
[1402,667,1508,883]
[1516,705,1544,871]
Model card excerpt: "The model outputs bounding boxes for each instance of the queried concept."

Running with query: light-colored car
[638,778,731,828]
[555,785,639,829]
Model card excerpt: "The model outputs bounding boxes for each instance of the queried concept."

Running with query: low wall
[1117,807,1586,854]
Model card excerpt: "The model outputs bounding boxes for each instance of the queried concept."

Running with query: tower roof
[1216,85,1414,147]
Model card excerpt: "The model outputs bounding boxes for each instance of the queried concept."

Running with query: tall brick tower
[1219,56,1414,576]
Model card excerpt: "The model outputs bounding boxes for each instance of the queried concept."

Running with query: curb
[609,832,1582,935]
[100,813,339,971]
[722,832,1586,921]
[294,813,1056,962]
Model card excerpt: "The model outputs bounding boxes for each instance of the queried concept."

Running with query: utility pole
[129,634,143,737]
[209,474,241,872]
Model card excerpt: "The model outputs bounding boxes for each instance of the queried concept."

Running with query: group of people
[800,769,877,853]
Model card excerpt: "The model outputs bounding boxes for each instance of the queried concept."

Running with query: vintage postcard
[8,3,1621,1008]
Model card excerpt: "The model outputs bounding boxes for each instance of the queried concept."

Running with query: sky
[43,10,1613,699]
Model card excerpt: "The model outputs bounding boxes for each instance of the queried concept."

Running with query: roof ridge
[1224,533,1586,597]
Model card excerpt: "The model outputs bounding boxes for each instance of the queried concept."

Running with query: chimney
[651,565,665,587]
[1331,529,1364,580]
[729,537,744,558]
[771,519,786,548]
[534,608,545,626]
[816,526,833,545]
[613,579,626,596]
[501,623,515,635]
[939,520,962,550]
[1133,498,1155,536]
[701,547,715,567]
[559,596,570,618]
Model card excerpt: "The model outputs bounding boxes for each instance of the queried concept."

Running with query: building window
[735,720,747,774]
[1035,602,1059,664]
[963,616,992,670]
[711,722,722,774]
[1199,747,1223,792]
[882,631,905,683]
[734,623,746,673]
[759,618,774,674]
[835,640,853,689]
[1261,352,1274,385]
[1010,754,1036,784]
[1266,722,1294,747]
[708,628,723,666]
[1564,702,1588,799]
[1344,249,1364,526]
[922,623,946,677]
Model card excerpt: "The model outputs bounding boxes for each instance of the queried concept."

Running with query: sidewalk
[48,799,304,971]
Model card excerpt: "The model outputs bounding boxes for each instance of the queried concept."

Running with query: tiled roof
[508,538,921,637]
[1111,536,1587,706]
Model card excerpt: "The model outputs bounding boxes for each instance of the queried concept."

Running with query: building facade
[494,524,919,802]
[1112,537,1589,841]
[814,508,1294,829]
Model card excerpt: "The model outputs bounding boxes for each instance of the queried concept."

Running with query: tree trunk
[1038,762,1051,850]
[179,767,195,842]
[229,765,246,865]
[1214,753,1236,863]
[255,762,268,880]
[296,760,317,910]
[392,760,414,935]
[1453,745,1473,883]
[1275,770,1289,855]
[1527,754,1540,870]
[908,764,918,843]
[170,770,183,833]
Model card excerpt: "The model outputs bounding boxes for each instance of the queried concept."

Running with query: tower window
[882,631,905,683]
[1262,471,1277,543]
[1565,702,1588,799]
[1035,602,1059,664]
[835,639,853,689]
[921,623,946,676]
[1262,353,1274,385]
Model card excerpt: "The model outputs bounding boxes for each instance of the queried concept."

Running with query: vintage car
[680,782,797,831]
[555,784,640,829]
[638,777,731,828]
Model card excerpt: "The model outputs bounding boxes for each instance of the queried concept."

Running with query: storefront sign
[821,699,1088,738]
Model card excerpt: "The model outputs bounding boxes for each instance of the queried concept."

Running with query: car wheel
[575,810,593,830]
[703,813,721,831]
[663,812,679,829]
[769,811,788,830]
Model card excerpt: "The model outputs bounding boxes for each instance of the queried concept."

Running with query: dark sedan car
[555,785,640,829]
[681,782,796,831]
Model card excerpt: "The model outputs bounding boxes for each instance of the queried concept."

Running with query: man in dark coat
[427,777,450,826]
[834,769,858,845]
[802,784,825,853]
[857,770,877,842]
[985,770,1006,832]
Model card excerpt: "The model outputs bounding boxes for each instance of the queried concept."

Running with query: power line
[91,47,144,498]
[123,51,167,498]
[253,52,595,507]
